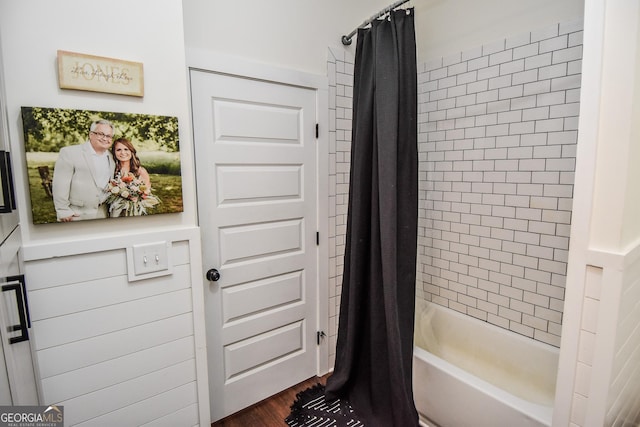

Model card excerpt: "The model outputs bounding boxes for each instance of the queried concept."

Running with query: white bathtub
[413,300,559,427]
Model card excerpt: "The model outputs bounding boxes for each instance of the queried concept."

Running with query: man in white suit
[52,119,116,222]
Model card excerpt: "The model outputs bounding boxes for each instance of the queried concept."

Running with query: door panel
[224,321,303,380]
[213,100,301,142]
[216,165,302,204]
[221,271,303,323]
[190,69,318,421]
[219,218,303,265]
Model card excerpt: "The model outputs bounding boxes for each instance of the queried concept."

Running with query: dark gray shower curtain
[324,8,418,427]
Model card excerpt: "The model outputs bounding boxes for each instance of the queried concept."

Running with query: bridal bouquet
[104,172,161,217]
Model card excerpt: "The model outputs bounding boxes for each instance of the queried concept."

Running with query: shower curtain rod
[341,0,410,45]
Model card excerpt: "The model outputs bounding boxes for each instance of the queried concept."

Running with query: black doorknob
[206,268,221,281]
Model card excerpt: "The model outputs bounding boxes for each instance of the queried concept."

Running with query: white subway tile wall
[327,46,354,368]
[418,20,583,347]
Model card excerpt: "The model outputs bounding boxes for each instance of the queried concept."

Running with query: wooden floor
[211,374,330,427]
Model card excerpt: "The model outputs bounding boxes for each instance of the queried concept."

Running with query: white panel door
[190,70,318,421]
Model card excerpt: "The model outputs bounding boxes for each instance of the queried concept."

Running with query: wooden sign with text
[57,50,144,97]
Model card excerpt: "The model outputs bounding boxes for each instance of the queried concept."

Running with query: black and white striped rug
[285,384,366,427]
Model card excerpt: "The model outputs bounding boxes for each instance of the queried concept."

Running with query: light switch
[126,241,172,281]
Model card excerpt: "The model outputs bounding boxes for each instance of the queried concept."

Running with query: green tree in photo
[21,106,180,153]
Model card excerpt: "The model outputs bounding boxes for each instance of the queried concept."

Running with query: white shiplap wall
[23,228,208,426]
[606,247,640,425]
[574,244,640,426]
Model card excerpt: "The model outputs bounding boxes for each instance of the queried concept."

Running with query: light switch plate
[126,241,173,281]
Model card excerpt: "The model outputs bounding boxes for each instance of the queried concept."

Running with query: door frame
[186,48,330,377]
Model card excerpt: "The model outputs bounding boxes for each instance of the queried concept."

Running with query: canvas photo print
[21,106,183,224]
